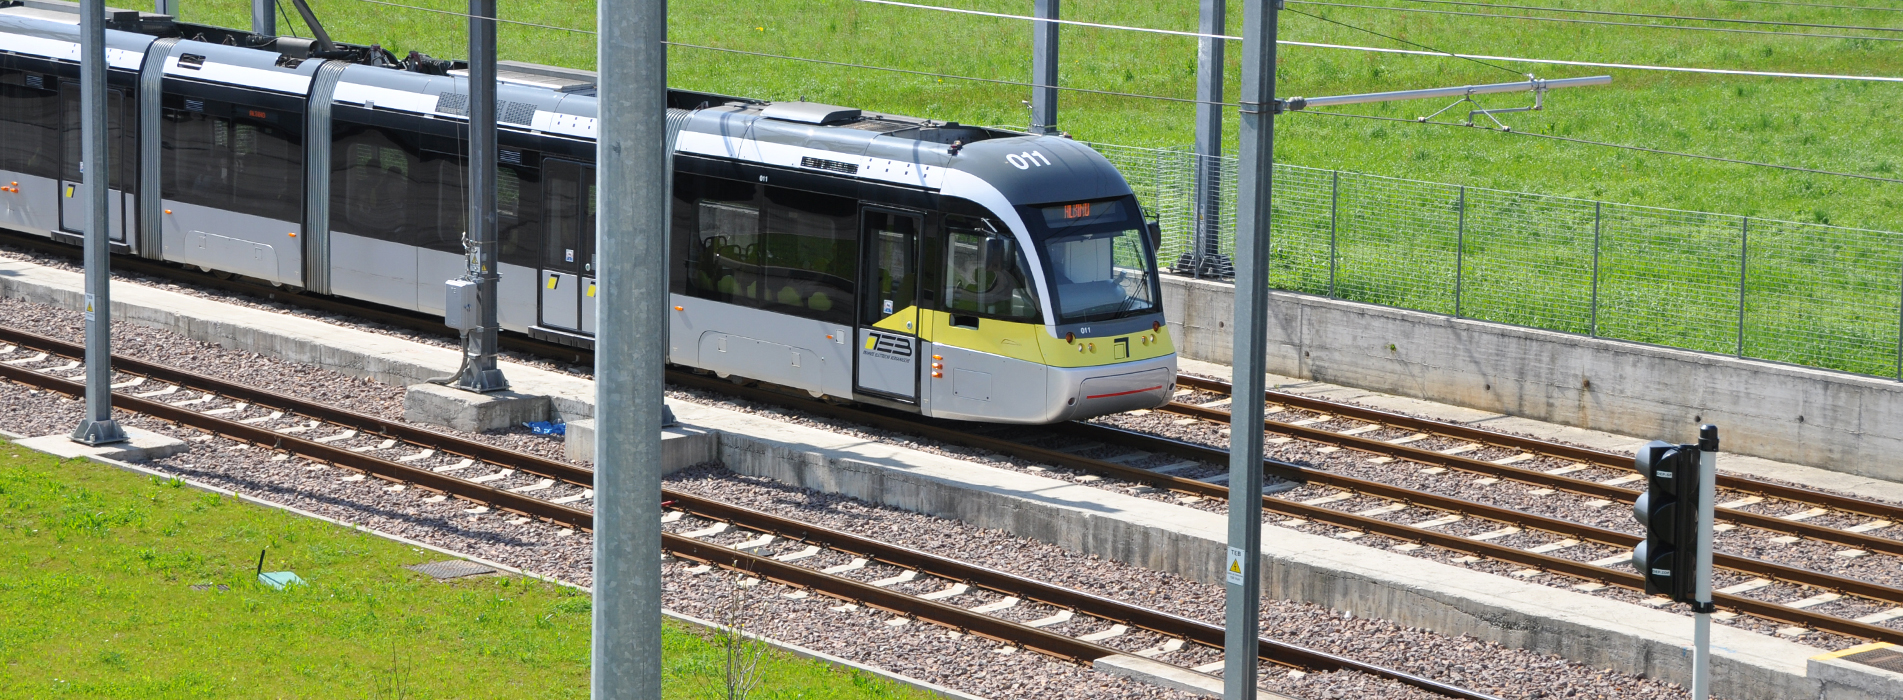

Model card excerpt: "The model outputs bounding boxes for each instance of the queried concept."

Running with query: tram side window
[0,70,60,179]
[337,137,413,244]
[943,219,1040,323]
[332,125,481,254]
[162,103,302,222]
[411,153,467,255]
[759,186,855,325]
[681,174,763,306]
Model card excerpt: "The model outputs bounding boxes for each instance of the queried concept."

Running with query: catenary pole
[452,0,508,393]
[1031,0,1059,134]
[593,0,667,694]
[251,0,274,36]
[71,0,125,447]
[1224,0,1278,698]
[1191,0,1225,277]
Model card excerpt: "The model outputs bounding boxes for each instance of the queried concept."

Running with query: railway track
[1171,373,1903,545]
[0,324,1494,700]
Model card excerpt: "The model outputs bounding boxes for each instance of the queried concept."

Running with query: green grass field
[179,0,1903,232]
[0,444,932,699]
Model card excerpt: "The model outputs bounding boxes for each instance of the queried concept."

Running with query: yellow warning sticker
[585,283,596,298]
[1225,546,1246,585]
[65,185,74,198]
[545,275,559,290]
[863,335,878,350]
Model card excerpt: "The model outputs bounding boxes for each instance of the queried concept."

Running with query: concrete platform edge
[0,429,982,700]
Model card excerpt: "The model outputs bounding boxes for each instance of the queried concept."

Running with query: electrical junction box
[444,279,478,332]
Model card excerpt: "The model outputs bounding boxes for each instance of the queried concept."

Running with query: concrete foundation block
[402,382,550,433]
[1810,645,1903,699]
[15,426,188,462]
[563,416,718,474]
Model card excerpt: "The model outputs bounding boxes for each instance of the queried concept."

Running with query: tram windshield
[1031,198,1159,325]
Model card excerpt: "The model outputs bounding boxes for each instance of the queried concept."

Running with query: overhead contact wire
[1297,109,1903,184]
[1282,6,1527,78]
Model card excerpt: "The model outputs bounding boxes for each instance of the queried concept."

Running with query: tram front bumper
[1048,354,1177,423]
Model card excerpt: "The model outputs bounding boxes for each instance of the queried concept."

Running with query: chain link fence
[1089,142,1903,380]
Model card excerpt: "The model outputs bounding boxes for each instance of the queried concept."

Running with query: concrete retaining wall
[1160,275,1903,481]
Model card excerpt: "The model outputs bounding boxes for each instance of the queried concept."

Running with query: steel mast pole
[1224,0,1279,697]
[1190,0,1226,277]
[451,0,508,393]
[1030,0,1059,134]
[71,0,125,447]
[593,0,667,693]
[251,0,274,36]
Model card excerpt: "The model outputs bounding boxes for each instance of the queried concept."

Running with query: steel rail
[0,326,596,489]
[1157,397,1903,558]
[666,491,1495,699]
[1061,421,1903,638]
[0,331,1490,698]
[0,355,594,530]
[1177,373,1903,523]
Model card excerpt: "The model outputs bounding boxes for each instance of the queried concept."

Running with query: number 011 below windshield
[1031,198,1161,325]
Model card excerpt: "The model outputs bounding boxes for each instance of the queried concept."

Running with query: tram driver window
[943,223,1040,324]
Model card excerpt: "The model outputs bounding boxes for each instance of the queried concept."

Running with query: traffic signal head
[1631,440,1701,602]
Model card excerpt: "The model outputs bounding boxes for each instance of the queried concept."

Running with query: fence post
[1895,256,1903,380]
[1737,217,1749,358]
[1454,186,1466,318]
[1589,202,1601,338]
[1329,170,1339,298]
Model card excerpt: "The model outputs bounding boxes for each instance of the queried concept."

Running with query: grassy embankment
[0,444,932,699]
[178,0,1903,374]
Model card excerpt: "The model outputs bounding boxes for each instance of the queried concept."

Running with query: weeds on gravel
[715,570,772,700]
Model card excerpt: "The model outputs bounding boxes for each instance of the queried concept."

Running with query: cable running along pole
[71,0,125,447]
[450,0,508,393]
[593,0,667,694]
[1225,0,1279,697]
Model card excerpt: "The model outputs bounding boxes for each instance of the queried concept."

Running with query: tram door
[58,82,133,244]
[540,159,597,334]
[855,209,922,401]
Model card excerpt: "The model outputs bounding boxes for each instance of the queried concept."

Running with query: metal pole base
[661,404,678,428]
[70,417,127,446]
[450,368,510,394]
[449,326,509,393]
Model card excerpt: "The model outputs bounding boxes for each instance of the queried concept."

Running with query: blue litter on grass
[525,421,566,436]
[255,547,305,590]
